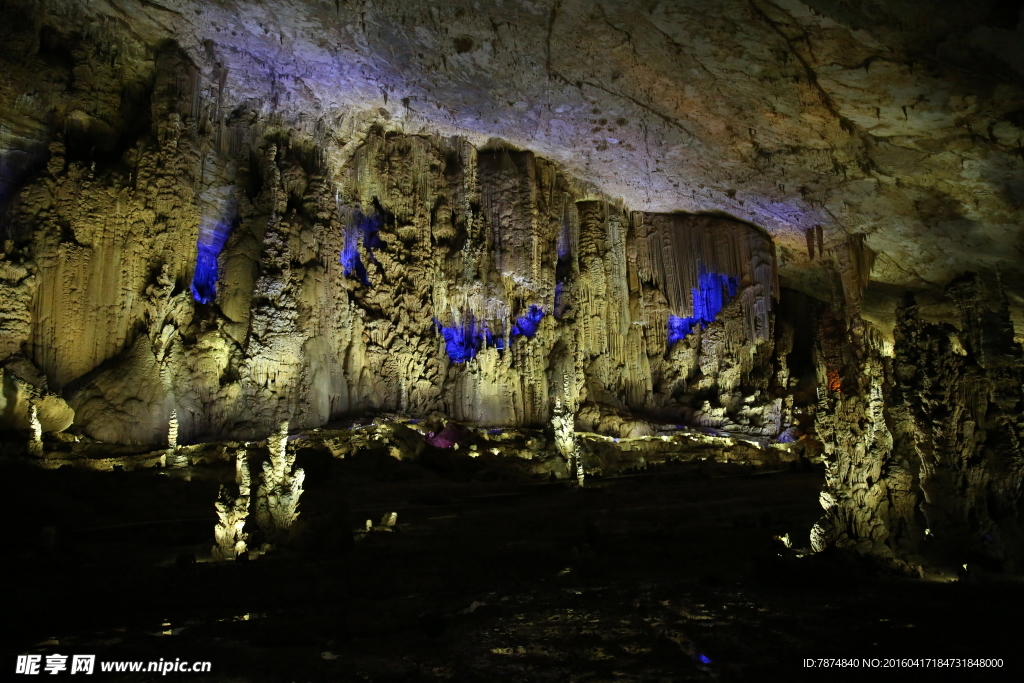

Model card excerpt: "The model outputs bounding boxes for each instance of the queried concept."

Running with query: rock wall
[1,3,1021,576]
[0,38,788,447]
[813,272,1024,574]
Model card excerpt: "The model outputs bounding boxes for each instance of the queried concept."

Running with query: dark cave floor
[3,451,1022,682]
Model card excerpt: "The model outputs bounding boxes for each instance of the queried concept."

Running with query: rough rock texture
[1,1,1023,574]
[0,366,75,433]
[812,272,1024,573]
[0,27,791,447]
[212,446,251,561]
[4,0,1022,329]
[254,421,305,542]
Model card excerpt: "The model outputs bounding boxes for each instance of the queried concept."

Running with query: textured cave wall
[1,0,1023,576]
[893,277,1024,571]
[0,28,790,446]
[2,0,1020,334]
[812,270,1024,573]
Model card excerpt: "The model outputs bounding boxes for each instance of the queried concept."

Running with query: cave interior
[2,0,1024,679]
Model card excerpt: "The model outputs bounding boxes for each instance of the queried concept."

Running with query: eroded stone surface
[1,0,1023,575]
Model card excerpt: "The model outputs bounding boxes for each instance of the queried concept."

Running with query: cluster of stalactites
[337,207,384,285]
[636,214,779,342]
[434,305,546,364]
[346,131,471,227]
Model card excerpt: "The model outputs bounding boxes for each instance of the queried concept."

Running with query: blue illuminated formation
[190,220,233,304]
[510,305,545,338]
[190,244,220,304]
[434,316,484,363]
[341,211,385,284]
[435,306,546,363]
[667,270,739,346]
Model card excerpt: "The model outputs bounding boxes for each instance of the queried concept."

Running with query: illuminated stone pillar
[27,402,43,457]
[212,448,251,561]
[255,421,305,540]
[552,398,583,486]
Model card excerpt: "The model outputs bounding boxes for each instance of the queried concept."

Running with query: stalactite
[641,214,778,343]
[837,233,876,308]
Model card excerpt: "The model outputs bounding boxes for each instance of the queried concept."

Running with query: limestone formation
[255,421,305,539]
[0,0,1022,578]
[168,410,179,451]
[551,400,584,486]
[212,448,251,561]
[2,75,787,446]
[0,366,75,434]
[811,273,1024,573]
[27,402,42,456]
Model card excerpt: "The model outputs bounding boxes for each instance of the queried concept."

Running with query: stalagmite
[255,421,305,539]
[168,409,179,450]
[27,401,42,457]
[552,399,583,485]
[212,449,251,561]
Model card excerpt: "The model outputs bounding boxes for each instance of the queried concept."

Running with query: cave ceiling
[4,0,1024,331]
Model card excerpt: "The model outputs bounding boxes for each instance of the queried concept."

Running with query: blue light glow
[510,305,545,338]
[434,315,485,364]
[435,306,546,363]
[554,218,572,319]
[667,270,739,347]
[190,220,234,304]
[341,211,384,284]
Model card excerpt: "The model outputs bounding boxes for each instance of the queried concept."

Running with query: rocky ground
[4,447,1022,681]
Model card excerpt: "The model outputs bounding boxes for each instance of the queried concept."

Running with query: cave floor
[3,452,1022,682]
